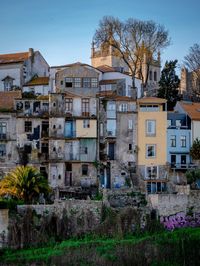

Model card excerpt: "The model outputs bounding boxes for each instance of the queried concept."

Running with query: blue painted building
[167,113,193,170]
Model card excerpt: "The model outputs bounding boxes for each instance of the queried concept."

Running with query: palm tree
[0,166,51,203]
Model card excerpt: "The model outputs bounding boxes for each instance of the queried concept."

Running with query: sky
[0,0,200,71]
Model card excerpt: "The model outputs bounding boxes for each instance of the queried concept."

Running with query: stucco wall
[76,119,97,138]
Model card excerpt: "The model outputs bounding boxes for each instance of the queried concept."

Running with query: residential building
[23,76,50,96]
[167,112,193,171]
[174,101,200,143]
[48,63,99,196]
[137,97,168,193]
[98,92,137,188]
[0,48,49,92]
[91,43,161,97]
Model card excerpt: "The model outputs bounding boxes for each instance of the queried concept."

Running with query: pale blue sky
[0,0,199,69]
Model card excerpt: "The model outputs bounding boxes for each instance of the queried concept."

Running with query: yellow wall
[76,119,97,138]
[138,110,167,166]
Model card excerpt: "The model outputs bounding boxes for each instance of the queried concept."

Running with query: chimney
[29,48,34,57]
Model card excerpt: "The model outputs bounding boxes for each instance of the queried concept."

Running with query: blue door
[65,121,73,137]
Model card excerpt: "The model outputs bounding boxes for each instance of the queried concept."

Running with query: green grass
[1,227,200,264]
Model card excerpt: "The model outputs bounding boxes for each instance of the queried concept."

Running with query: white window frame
[128,120,133,130]
[145,166,159,179]
[146,120,156,136]
[146,144,156,158]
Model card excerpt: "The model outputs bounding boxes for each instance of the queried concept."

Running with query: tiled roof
[179,101,200,121]
[96,65,116,73]
[0,91,22,110]
[137,97,167,104]
[0,52,29,64]
[97,91,135,101]
[24,77,49,86]
[99,79,121,85]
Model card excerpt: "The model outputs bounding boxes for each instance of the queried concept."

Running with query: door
[108,143,115,160]
[181,155,186,168]
[65,121,73,137]
[65,163,72,186]
[171,155,176,168]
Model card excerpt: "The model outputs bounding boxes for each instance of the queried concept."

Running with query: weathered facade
[98,93,137,188]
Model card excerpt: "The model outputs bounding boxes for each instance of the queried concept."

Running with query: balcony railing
[106,130,116,138]
[171,163,197,170]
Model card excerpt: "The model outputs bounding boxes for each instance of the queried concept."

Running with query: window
[74,78,81,88]
[91,78,98,88]
[60,80,63,85]
[83,119,90,128]
[83,78,91,88]
[0,122,6,139]
[176,120,181,127]
[170,135,176,147]
[146,166,158,179]
[84,147,88,154]
[154,71,157,81]
[0,144,6,156]
[146,144,156,158]
[140,105,159,112]
[24,121,32,132]
[147,182,166,194]
[167,120,172,127]
[100,123,104,136]
[129,144,132,151]
[3,76,14,91]
[119,103,128,112]
[82,98,90,116]
[149,71,152,81]
[146,120,156,136]
[65,77,73,87]
[128,120,133,130]
[65,98,73,112]
[181,136,186,147]
[82,164,88,175]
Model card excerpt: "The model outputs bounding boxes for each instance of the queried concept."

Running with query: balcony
[106,130,116,138]
[171,163,197,170]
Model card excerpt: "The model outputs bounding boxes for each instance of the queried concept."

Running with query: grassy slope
[1,227,200,264]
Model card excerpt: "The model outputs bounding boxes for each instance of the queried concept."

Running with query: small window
[146,144,156,158]
[74,78,82,88]
[129,144,132,151]
[83,78,91,88]
[0,144,6,156]
[128,120,133,130]
[146,166,158,179]
[53,147,56,152]
[65,77,73,87]
[149,71,152,81]
[82,164,88,175]
[154,71,157,81]
[83,119,90,128]
[24,121,32,132]
[60,80,63,85]
[176,120,181,127]
[119,103,128,112]
[84,147,88,154]
[91,78,98,88]
[181,136,186,147]
[65,98,73,112]
[170,135,176,147]
[146,120,156,136]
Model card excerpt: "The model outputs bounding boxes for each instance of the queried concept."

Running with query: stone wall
[148,190,200,216]
[0,209,9,247]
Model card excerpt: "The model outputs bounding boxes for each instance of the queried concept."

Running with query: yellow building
[137,97,168,193]
[76,119,97,138]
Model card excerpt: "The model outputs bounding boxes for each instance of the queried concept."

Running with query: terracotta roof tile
[0,91,22,110]
[97,65,117,73]
[99,79,121,85]
[0,52,29,64]
[24,77,49,86]
[179,102,200,121]
[137,97,167,104]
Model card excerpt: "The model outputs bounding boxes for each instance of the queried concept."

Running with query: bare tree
[93,16,170,97]
[184,43,200,97]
